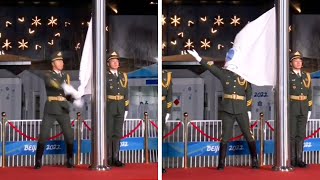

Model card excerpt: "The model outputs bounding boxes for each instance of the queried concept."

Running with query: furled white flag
[224,7,276,86]
[78,18,93,96]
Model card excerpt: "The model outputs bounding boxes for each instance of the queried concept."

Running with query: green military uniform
[162,70,173,174]
[34,52,74,169]
[200,59,259,170]
[106,52,129,167]
[289,51,312,168]
[162,70,173,132]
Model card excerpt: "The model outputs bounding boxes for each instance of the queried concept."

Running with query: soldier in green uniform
[106,51,129,167]
[34,52,75,169]
[188,49,259,170]
[162,70,173,173]
[289,51,312,168]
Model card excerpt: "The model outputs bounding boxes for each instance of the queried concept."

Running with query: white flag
[78,18,93,95]
[225,7,276,86]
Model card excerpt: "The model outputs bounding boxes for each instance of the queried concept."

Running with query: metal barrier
[0,112,158,167]
[163,119,184,168]
[163,112,320,169]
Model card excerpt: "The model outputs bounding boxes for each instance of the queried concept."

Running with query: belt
[290,95,307,101]
[162,96,166,101]
[107,95,124,100]
[224,94,245,100]
[48,96,66,102]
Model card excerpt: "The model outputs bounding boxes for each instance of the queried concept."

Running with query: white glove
[73,98,84,108]
[308,111,311,120]
[165,113,170,121]
[248,111,251,120]
[187,49,201,62]
[61,83,81,99]
[124,111,128,119]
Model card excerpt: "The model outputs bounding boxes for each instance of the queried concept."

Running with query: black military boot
[248,141,259,169]
[66,144,75,168]
[34,142,45,169]
[217,142,227,170]
[290,141,296,167]
[162,168,166,173]
[296,140,307,168]
[113,140,125,167]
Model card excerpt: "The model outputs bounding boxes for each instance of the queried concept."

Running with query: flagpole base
[89,165,111,171]
[272,166,294,172]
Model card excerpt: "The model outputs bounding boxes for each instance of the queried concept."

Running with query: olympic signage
[0,138,158,156]
[162,138,320,158]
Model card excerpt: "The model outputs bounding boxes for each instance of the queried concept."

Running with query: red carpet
[163,165,320,180]
[0,163,157,180]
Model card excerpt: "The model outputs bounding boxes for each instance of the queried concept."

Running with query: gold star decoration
[2,39,12,50]
[184,39,194,49]
[178,32,184,38]
[28,28,35,34]
[188,20,194,27]
[18,39,28,50]
[75,43,81,50]
[31,16,41,27]
[162,42,166,49]
[200,16,207,22]
[200,39,211,50]
[170,15,181,27]
[35,44,42,50]
[211,28,218,34]
[217,44,224,50]
[230,15,240,26]
[214,16,224,26]
[65,21,71,27]
[48,16,58,27]
[5,21,12,27]
[162,15,166,26]
[48,39,54,45]
[18,17,25,22]
[170,40,177,45]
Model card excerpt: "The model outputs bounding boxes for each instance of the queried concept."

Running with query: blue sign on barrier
[162,138,320,158]
[0,138,158,156]
[163,141,261,158]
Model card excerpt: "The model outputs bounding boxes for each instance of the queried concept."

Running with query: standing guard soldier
[34,51,75,169]
[106,51,129,167]
[289,51,312,168]
[188,49,259,170]
[162,70,173,173]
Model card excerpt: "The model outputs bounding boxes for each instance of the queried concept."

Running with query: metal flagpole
[273,0,293,172]
[90,0,110,171]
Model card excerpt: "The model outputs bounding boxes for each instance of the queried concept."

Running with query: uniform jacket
[106,69,129,115]
[43,70,71,115]
[200,59,252,114]
[289,69,312,114]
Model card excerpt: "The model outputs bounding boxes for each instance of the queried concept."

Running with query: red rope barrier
[264,121,320,140]
[189,120,259,142]
[163,122,182,139]
[121,120,143,139]
[7,120,76,141]
[265,121,274,131]
[82,121,92,131]
[7,122,38,141]
[305,127,320,140]
[190,122,220,141]
[149,120,158,130]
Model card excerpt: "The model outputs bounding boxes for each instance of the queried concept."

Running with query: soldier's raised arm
[188,49,224,79]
